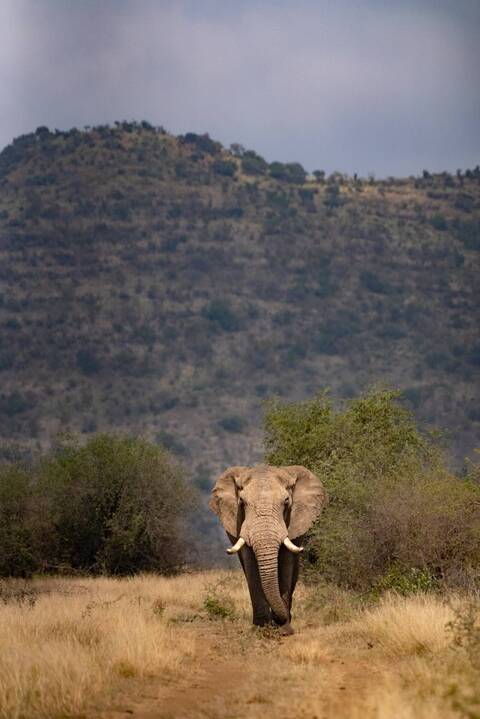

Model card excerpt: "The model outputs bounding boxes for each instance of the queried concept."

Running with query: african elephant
[209,464,327,635]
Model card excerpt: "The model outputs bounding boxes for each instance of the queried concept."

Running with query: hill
[0,122,478,482]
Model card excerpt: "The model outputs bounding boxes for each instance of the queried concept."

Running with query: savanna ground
[1,571,479,719]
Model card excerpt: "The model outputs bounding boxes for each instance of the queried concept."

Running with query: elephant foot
[253,612,272,627]
[279,623,294,636]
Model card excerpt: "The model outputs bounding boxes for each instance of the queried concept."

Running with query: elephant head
[209,464,327,626]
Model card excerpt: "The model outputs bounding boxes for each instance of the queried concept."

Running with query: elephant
[209,464,327,635]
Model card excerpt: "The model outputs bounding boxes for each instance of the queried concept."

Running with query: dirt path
[93,620,381,719]
[92,624,253,719]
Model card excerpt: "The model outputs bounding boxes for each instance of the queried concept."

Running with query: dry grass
[345,592,455,656]
[0,571,478,719]
[0,573,205,718]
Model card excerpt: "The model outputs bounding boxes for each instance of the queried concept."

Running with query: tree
[36,434,194,574]
[241,150,268,176]
[0,464,37,576]
[269,162,306,184]
[0,434,195,576]
[230,143,245,157]
[202,299,240,332]
[76,349,101,375]
[263,389,480,589]
[212,159,236,177]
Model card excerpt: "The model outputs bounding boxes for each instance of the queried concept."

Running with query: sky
[1,0,479,177]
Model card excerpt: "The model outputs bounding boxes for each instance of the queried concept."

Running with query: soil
[90,621,381,719]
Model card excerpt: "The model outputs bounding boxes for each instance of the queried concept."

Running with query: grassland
[1,570,478,718]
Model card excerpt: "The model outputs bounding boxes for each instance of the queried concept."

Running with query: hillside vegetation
[0,122,479,479]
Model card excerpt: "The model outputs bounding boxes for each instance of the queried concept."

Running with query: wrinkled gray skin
[209,464,327,635]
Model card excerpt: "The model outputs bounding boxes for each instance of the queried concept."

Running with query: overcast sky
[1,0,478,176]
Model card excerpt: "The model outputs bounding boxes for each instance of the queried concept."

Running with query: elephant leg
[237,545,272,626]
[272,545,300,624]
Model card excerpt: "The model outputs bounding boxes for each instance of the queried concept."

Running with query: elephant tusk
[283,537,303,553]
[226,537,245,555]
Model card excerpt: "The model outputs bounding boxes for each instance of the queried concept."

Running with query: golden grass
[0,574,203,718]
[345,593,455,656]
[0,572,478,719]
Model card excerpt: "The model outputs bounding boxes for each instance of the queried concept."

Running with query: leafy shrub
[0,352,14,371]
[202,299,240,332]
[311,314,360,355]
[241,150,268,176]
[0,434,193,576]
[467,343,480,367]
[264,388,480,589]
[430,213,448,231]
[402,387,422,409]
[203,594,235,619]
[156,430,188,457]
[0,465,37,577]
[181,132,220,155]
[219,415,245,433]
[0,391,33,417]
[212,159,236,177]
[203,579,236,619]
[76,349,101,375]
[269,161,306,184]
[426,351,459,372]
[372,565,437,597]
[360,270,391,294]
[375,323,406,340]
[324,183,343,209]
[452,219,480,251]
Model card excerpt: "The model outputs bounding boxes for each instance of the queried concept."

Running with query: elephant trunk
[252,534,289,625]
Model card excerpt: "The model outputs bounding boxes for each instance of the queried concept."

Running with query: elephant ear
[209,466,247,536]
[284,466,327,540]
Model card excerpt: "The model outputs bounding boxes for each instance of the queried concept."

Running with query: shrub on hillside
[452,219,480,251]
[218,415,245,433]
[264,388,480,589]
[269,161,306,184]
[360,270,392,294]
[212,159,236,177]
[76,349,101,375]
[0,434,193,576]
[0,464,37,576]
[241,150,268,176]
[181,132,221,155]
[202,299,240,332]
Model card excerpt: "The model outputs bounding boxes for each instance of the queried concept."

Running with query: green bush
[269,161,306,184]
[203,579,236,619]
[0,391,33,417]
[212,159,236,177]
[241,150,268,176]
[264,388,480,590]
[372,564,437,597]
[0,465,37,577]
[0,434,193,576]
[430,213,448,231]
[76,349,101,375]
[359,270,392,294]
[202,299,240,332]
[452,219,480,250]
[219,415,245,433]
[324,183,343,209]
